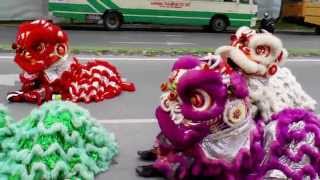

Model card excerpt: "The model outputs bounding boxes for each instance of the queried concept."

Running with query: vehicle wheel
[315,27,320,35]
[103,12,122,30]
[211,17,228,32]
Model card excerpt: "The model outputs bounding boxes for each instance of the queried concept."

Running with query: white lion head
[216,27,288,77]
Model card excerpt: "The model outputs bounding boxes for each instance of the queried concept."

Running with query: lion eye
[190,89,212,111]
[256,45,271,56]
[191,93,204,108]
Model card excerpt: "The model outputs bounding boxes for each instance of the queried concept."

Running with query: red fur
[8,20,135,104]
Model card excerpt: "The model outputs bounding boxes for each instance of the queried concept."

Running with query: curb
[0,23,316,34]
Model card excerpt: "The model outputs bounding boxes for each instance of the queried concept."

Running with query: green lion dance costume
[0,101,118,180]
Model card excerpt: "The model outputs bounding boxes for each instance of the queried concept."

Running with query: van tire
[103,12,122,30]
[210,16,228,32]
[316,27,320,35]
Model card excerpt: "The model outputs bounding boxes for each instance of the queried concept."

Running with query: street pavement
[0,54,319,180]
[1,25,320,49]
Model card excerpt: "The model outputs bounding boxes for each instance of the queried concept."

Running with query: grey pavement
[0,25,320,49]
[0,59,172,120]
[0,55,319,180]
[97,123,161,180]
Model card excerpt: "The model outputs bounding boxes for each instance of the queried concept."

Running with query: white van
[49,0,258,32]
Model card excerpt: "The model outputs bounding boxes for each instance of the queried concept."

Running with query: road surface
[0,54,319,180]
[0,25,320,49]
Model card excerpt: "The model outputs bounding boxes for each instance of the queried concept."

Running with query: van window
[240,0,249,3]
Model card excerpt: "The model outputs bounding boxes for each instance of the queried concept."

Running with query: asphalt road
[0,55,319,180]
[0,25,320,49]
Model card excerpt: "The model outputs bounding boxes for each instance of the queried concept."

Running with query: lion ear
[276,49,288,66]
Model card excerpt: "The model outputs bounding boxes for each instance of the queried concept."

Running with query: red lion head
[12,20,69,74]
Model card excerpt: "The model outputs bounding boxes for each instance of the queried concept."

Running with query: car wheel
[211,17,228,32]
[103,12,122,30]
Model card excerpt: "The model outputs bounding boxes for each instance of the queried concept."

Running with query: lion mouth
[216,46,267,76]
[227,57,240,71]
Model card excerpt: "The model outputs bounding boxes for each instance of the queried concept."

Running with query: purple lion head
[159,55,250,129]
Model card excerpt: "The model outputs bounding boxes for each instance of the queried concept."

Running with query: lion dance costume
[0,101,118,179]
[7,20,135,104]
[0,20,121,179]
[136,27,320,179]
